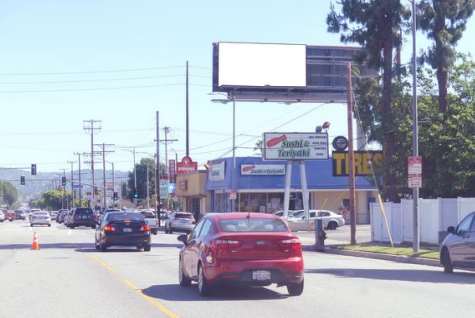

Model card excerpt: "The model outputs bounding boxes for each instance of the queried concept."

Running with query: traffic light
[113,192,118,200]
[20,176,25,185]
[61,176,66,186]
[31,164,37,176]
[134,193,138,199]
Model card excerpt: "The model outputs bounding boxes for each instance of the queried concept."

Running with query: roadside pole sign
[176,156,198,174]
[408,156,422,188]
[263,132,328,160]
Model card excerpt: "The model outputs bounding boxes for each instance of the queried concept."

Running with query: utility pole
[62,169,66,209]
[347,62,357,245]
[67,161,74,208]
[411,0,420,252]
[83,120,102,209]
[155,111,161,225]
[185,60,190,157]
[161,126,178,183]
[111,162,115,205]
[133,147,137,200]
[146,164,150,209]
[74,152,82,203]
[95,143,114,210]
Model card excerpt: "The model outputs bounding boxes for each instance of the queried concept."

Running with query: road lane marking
[87,254,179,318]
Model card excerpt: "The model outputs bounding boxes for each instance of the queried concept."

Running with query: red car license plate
[252,270,271,281]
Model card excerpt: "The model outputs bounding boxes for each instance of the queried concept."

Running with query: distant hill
[0,168,129,202]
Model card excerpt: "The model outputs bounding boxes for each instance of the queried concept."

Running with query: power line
[0,74,211,85]
[0,82,209,94]
[0,65,183,76]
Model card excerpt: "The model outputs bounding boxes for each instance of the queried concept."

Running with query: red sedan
[177,212,304,296]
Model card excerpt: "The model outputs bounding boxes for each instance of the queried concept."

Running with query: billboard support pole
[347,62,357,245]
[283,161,292,218]
[300,160,309,220]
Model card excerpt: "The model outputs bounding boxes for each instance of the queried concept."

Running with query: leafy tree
[418,0,475,113]
[33,190,72,210]
[126,158,166,201]
[0,181,18,207]
[356,54,475,198]
[327,0,411,201]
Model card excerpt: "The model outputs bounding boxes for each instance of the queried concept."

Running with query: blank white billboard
[218,42,306,87]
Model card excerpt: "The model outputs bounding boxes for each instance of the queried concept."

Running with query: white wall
[371,197,475,245]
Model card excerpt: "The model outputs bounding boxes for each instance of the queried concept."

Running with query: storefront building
[206,156,378,224]
[175,170,209,219]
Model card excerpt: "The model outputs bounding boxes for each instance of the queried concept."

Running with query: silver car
[30,211,52,227]
[0,210,5,222]
[164,212,195,233]
[440,211,475,273]
[287,210,345,231]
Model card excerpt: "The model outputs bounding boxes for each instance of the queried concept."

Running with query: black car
[68,208,95,228]
[95,212,151,252]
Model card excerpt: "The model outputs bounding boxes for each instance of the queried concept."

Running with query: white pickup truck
[140,210,159,235]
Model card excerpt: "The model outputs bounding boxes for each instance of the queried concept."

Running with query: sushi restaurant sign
[263,132,328,160]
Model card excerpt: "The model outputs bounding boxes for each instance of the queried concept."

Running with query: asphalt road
[1,220,474,318]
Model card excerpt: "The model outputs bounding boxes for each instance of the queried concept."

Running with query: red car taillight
[211,239,241,259]
[103,224,116,233]
[140,224,151,232]
[280,238,302,257]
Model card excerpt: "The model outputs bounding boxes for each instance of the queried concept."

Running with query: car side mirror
[447,226,456,234]
[177,234,188,245]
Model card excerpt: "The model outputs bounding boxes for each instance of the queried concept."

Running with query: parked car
[56,209,68,223]
[165,212,195,233]
[30,211,51,227]
[95,212,151,251]
[177,212,304,296]
[140,209,159,235]
[50,210,58,219]
[15,210,26,220]
[67,208,95,228]
[440,211,475,273]
[287,210,345,231]
[6,210,16,222]
[0,210,5,222]
[273,210,299,218]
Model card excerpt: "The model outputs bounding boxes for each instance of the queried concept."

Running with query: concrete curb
[309,246,441,267]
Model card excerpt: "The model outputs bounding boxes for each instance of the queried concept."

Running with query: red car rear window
[218,218,288,232]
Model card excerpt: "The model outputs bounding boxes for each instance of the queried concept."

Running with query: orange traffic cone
[31,232,40,250]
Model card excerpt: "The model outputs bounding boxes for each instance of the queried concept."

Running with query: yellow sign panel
[332,151,383,176]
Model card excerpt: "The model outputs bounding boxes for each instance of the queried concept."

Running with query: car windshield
[219,218,289,232]
[107,213,144,222]
[141,211,155,218]
[175,213,193,219]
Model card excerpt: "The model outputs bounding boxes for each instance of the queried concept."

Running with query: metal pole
[412,0,420,252]
[91,126,95,208]
[146,165,150,209]
[69,161,74,208]
[185,60,190,157]
[347,62,357,245]
[133,147,137,201]
[156,111,161,226]
[300,160,310,220]
[112,162,115,206]
[283,161,292,218]
[102,143,107,210]
[62,169,66,210]
[77,153,82,203]
[232,98,236,212]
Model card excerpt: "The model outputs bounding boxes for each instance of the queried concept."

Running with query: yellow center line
[87,254,180,318]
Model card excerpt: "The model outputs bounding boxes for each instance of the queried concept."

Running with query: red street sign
[169,159,176,180]
[408,156,422,188]
[177,156,197,174]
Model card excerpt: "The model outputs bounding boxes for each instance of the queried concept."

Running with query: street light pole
[412,0,420,252]
[232,97,236,212]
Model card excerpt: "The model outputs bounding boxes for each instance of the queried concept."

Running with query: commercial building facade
[175,170,209,219]
[206,157,378,224]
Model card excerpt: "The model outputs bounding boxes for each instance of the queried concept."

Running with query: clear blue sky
[0,0,474,172]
